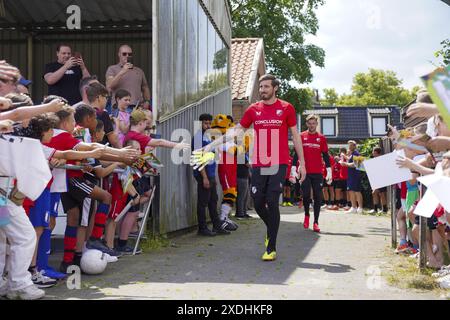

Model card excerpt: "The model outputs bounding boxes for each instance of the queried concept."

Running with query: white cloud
[306,0,450,95]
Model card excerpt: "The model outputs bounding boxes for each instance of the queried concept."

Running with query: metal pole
[390,185,397,249]
[419,183,427,271]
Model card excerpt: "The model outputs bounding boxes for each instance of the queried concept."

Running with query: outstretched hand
[190,150,215,172]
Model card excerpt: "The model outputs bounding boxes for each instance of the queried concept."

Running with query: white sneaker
[104,253,118,263]
[437,274,450,289]
[321,204,327,209]
[357,208,364,214]
[6,285,45,300]
[377,209,384,214]
[32,270,57,288]
[327,205,333,210]
[345,207,357,214]
[432,265,450,278]
[368,209,376,214]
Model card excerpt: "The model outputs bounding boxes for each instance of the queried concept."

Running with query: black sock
[28,265,36,274]
[118,239,128,247]
[383,206,388,212]
[373,204,379,211]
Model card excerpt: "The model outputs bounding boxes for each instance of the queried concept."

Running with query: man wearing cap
[106,45,151,111]
[17,77,32,95]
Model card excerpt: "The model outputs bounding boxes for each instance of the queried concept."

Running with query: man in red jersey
[300,114,332,233]
[194,74,306,262]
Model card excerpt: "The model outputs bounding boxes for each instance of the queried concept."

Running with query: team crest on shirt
[317,138,321,142]
[256,112,262,116]
[276,110,283,117]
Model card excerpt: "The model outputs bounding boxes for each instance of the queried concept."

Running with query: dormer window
[368,108,391,137]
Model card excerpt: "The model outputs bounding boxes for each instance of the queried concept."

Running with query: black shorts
[128,177,152,212]
[414,215,439,230]
[376,187,388,193]
[251,165,287,198]
[61,177,95,212]
[334,180,347,190]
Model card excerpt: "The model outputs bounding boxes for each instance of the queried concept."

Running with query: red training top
[301,131,329,174]
[240,99,297,168]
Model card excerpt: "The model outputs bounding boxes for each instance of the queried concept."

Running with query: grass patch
[383,248,444,293]
[139,233,170,253]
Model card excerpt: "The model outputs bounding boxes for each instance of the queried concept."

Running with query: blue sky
[305,0,450,95]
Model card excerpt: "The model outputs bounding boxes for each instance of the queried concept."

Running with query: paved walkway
[46,207,441,300]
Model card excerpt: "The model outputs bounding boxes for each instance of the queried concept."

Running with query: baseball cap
[18,77,32,87]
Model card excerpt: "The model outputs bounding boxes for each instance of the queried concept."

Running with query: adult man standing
[44,44,90,106]
[194,75,306,261]
[192,114,231,237]
[340,141,364,214]
[298,115,332,233]
[106,45,151,110]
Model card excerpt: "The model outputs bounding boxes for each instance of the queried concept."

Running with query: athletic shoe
[59,261,75,274]
[235,213,247,220]
[345,207,357,214]
[287,202,294,207]
[115,245,142,255]
[432,266,450,278]
[394,243,410,254]
[377,209,384,214]
[262,251,277,262]
[313,223,321,233]
[213,222,232,235]
[357,208,364,214]
[303,216,310,229]
[331,205,339,211]
[224,219,238,231]
[327,205,333,210]
[31,270,57,289]
[6,285,45,300]
[437,274,450,289]
[104,253,119,263]
[281,202,286,207]
[343,206,351,211]
[86,239,121,257]
[198,228,217,237]
[321,204,327,209]
[368,209,376,214]
[40,268,68,280]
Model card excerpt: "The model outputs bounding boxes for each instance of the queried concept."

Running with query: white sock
[221,204,232,221]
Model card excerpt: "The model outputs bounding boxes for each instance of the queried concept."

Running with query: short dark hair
[86,82,109,103]
[42,95,68,105]
[199,114,213,122]
[79,75,99,94]
[28,113,58,140]
[96,120,104,132]
[373,147,382,155]
[74,103,96,125]
[57,44,72,52]
[259,74,281,88]
[4,93,33,106]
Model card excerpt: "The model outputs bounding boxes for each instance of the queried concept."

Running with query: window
[321,117,336,137]
[372,116,388,136]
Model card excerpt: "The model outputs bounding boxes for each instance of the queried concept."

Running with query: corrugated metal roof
[0,0,152,29]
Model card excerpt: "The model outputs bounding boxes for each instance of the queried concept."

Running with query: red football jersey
[301,131,329,174]
[45,131,82,179]
[240,99,297,168]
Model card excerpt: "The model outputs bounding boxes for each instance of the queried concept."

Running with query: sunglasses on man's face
[122,52,133,57]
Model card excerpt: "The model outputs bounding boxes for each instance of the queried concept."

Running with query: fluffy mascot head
[212,114,234,135]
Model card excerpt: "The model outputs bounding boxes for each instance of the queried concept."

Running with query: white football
[80,249,108,275]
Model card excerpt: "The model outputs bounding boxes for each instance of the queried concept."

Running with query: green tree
[281,87,315,114]
[335,69,417,107]
[435,39,450,67]
[321,88,339,106]
[230,0,326,86]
